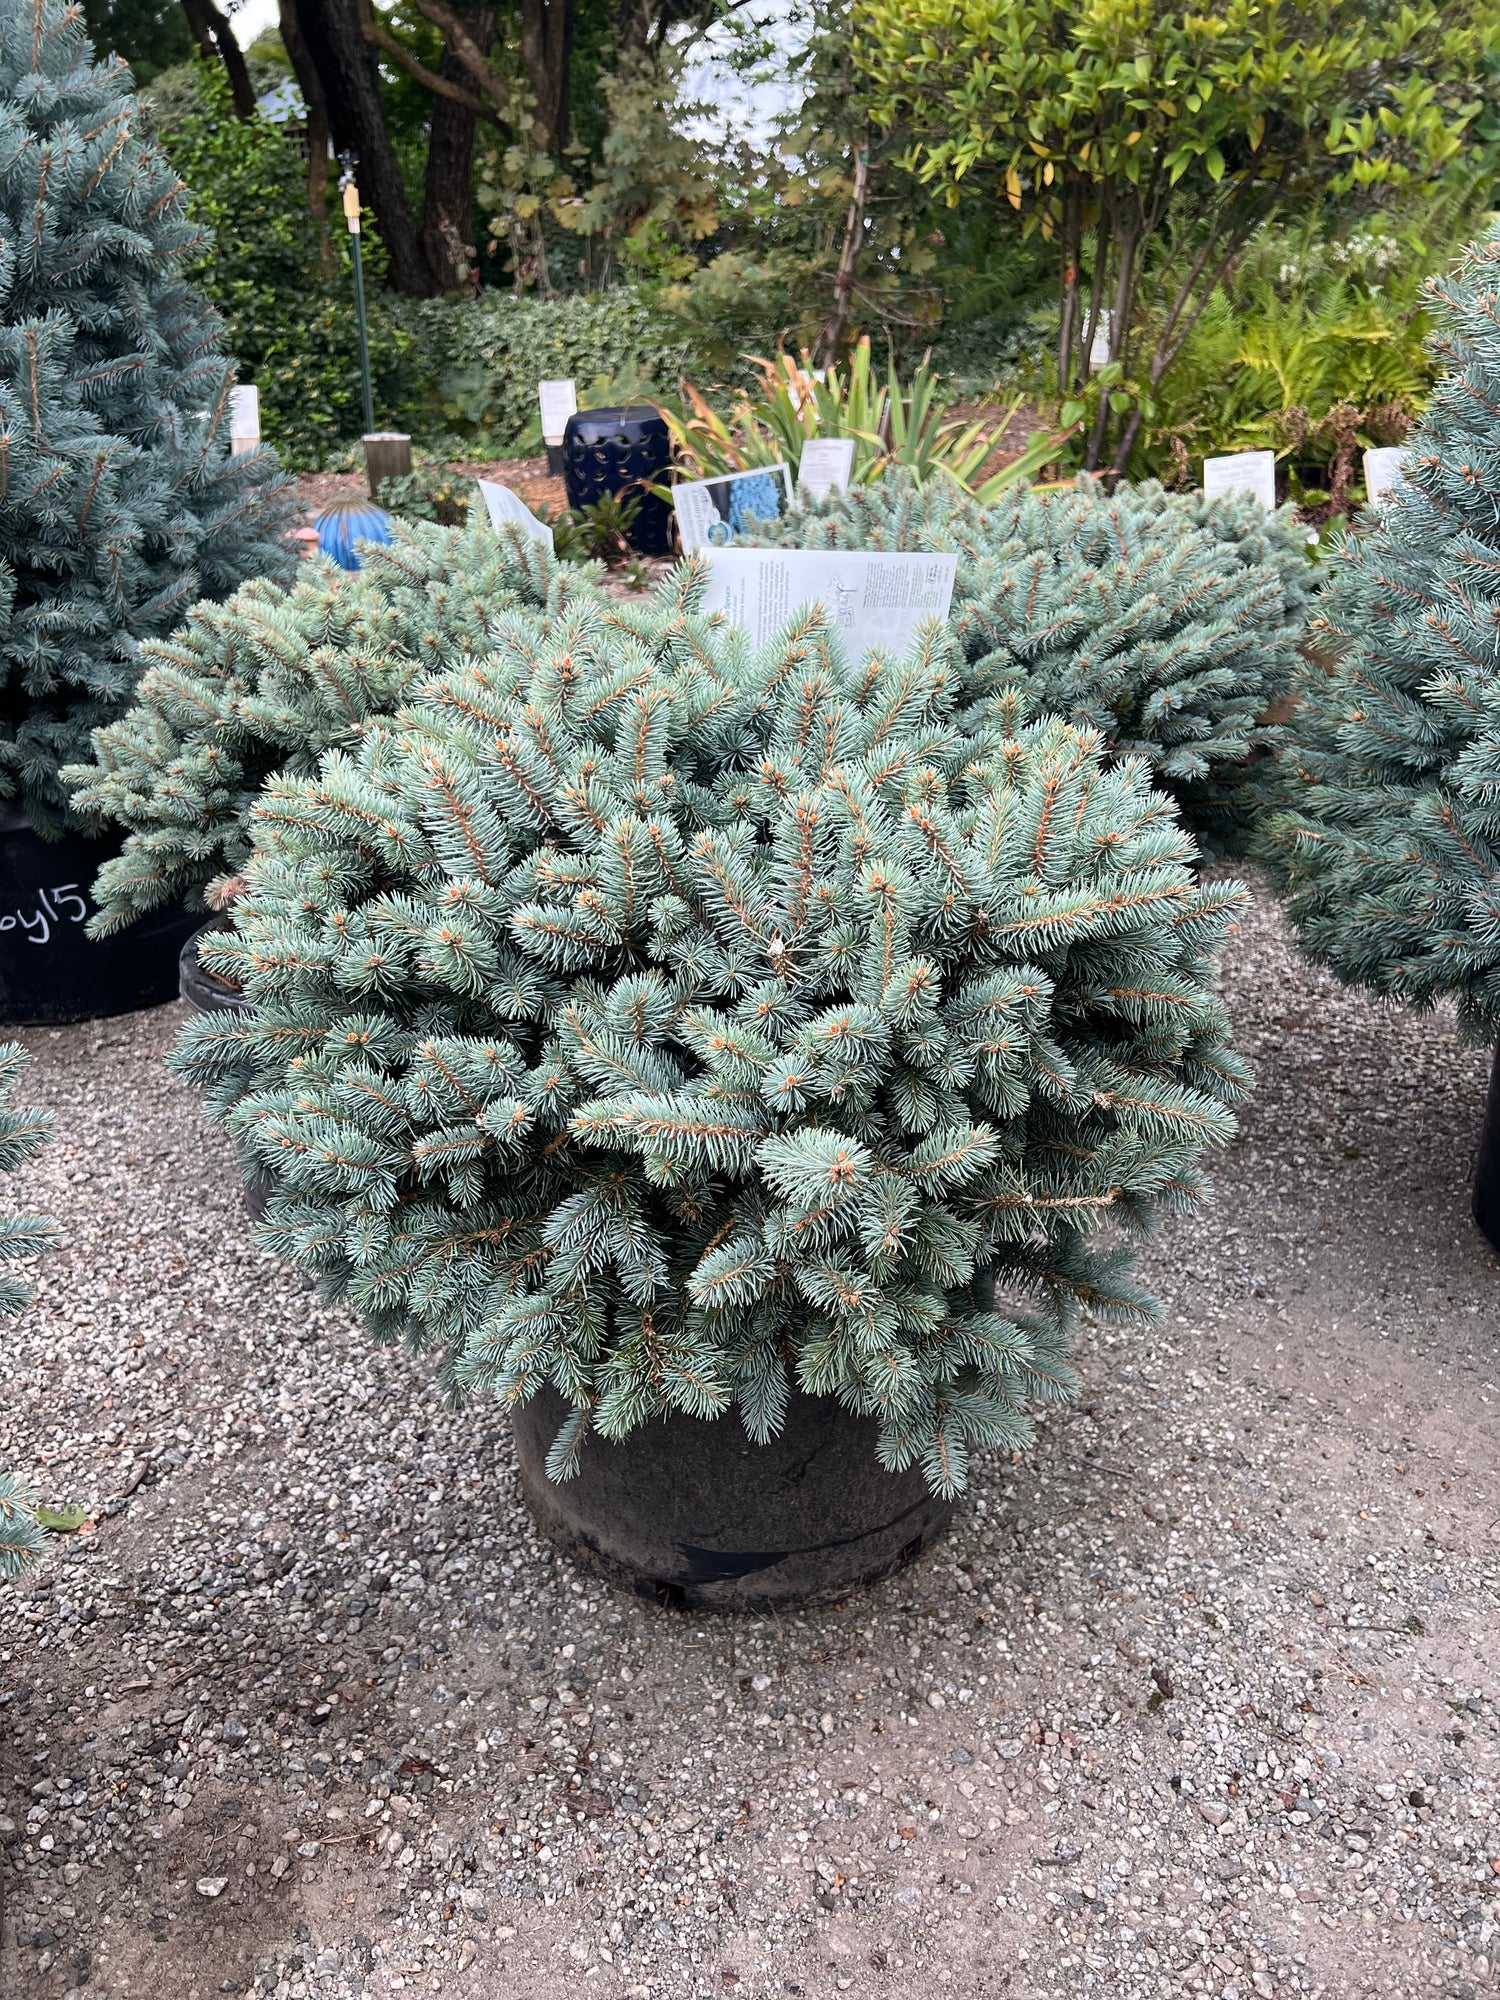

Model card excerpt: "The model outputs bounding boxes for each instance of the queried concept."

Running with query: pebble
[0,883,1496,2000]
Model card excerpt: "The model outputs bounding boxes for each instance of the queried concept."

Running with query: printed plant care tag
[1363,447,1406,505]
[1202,450,1277,512]
[701,549,957,656]
[537,379,577,446]
[674,464,795,552]
[476,479,554,550]
[797,437,856,500]
[229,384,260,450]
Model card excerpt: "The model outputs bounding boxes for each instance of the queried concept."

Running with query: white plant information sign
[797,437,856,500]
[476,478,554,550]
[1363,446,1406,505]
[1202,450,1277,512]
[701,549,957,656]
[674,463,795,552]
[229,384,260,453]
[537,379,577,447]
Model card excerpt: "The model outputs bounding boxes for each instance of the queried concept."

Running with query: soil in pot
[0,807,199,1025]
[178,923,273,1221]
[512,1385,954,1611]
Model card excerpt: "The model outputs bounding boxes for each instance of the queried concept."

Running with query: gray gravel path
[0,879,1497,2000]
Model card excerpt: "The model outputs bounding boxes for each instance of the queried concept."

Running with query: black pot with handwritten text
[0,807,198,1024]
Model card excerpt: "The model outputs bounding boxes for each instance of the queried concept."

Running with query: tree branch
[355,0,501,117]
[408,0,513,113]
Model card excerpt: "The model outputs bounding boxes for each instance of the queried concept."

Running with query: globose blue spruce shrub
[64,519,597,934]
[747,471,1315,852]
[172,564,1252,1493]
[1259,232,1500,1038]
[0,0,295,833]
[0,1043,58,1579]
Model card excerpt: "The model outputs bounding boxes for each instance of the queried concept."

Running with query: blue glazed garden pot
[561,406,674,557]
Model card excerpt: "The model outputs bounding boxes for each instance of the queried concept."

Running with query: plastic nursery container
[178,924,273,1221]
[0,806,198,1025]
[512,1385,953,1610]
[560,406,674,557]
[1473,1044,1500,1254]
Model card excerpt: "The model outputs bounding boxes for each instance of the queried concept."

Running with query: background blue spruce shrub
[1258,232,1500,1040]
[0,1043,58,1579]
[0,0,295,834]
[747,471,1314,853]
[172,566,1252,1493]
[65,519,600,933]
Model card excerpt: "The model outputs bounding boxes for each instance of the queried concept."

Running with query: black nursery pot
[561,406,674,557]
[178,924,273,1221]
[1473,1043,1500,1254]
[512,1386,954,1611]
[0,806,198,1025]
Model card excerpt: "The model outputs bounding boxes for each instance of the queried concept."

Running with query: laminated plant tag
[1363,447,1406,504]
[229,384,260,453]
[476,478,554,549]
[674,463,795,552]
[701,548,957,655]
[797,437,856,499]
[1202,450,1277,512]
[537,379,577,446]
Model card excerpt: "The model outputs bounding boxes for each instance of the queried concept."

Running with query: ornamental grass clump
[748,471,1313,851]
[64,519,597,935]
[172,568,1251,1493]
[1258,232,1500,1040]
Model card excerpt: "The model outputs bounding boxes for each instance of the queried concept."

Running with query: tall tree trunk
[292,0,436,297]
[818,140,869,370]
[278,0,336,279]
[422,11,493,292]
[180,0,257,117]
[520,0,576,153]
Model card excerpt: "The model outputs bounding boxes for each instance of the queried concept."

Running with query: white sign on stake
[700,548,957,657]
[797,437,856,501]
[1202,449,1277,513]
[229,384,260,453]
[476,478,554,550]
[674,463,795,552]
[537,379,578,447]
[1088,308,1112,371]
[1363,446,1406,506]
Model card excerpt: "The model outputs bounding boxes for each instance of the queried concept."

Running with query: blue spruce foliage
[0,0,295,833]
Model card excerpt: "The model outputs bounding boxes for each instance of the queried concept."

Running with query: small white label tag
[229,384,260,450]
[476,478,554,550]
[1202,450,1277,512]
[537,379,577,447]
[797,437,856,500]
[700,548,957,656]
[1363,447,1406,505]
[674,464,794,553]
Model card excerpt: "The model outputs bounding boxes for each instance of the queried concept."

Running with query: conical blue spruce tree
[0,1042,57,1577]
[1258,231,1500,1243]
[748,471,1313,853]
[0,0,295,833]
[173,563,1252,1494]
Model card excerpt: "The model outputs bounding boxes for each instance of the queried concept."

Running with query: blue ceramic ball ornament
[315,497,393,571]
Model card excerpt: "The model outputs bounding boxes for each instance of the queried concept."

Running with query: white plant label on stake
[476,478,554,550]
[229,384,260,453]
[797,437,856,500]
[537,379,577,447]
[1363,446,1406,505]
[701,548,957,656]
[1088,308,1112,371]
[674,463,795,552]
[1202,449,1277,512]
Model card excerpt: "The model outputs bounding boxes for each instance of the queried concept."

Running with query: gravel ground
[1,878,1497,2000]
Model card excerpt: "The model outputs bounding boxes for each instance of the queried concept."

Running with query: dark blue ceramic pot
[561,406,674,556]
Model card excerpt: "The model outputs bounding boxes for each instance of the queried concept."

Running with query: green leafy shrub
[746,471,1314,851]
[0,1044,59,1581]
[378,461,476,527]
[155,64,412,468]
[171,566,1250,1494]
[1258,231,1500,1039]
[387,290,692,452]
[65,521,599,934]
